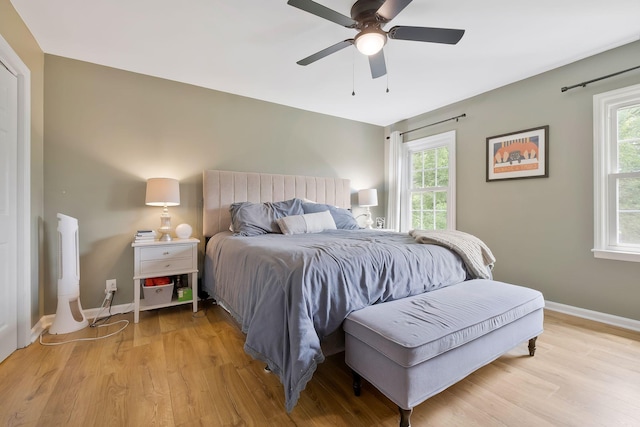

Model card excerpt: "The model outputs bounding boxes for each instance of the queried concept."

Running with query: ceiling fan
[287,0,465,79]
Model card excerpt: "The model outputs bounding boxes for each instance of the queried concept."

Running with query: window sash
[410,188,448,230]
[607,171,640,248]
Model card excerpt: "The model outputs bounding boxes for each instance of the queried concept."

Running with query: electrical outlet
[106,279,117,293]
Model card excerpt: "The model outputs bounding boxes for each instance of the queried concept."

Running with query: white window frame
[593,83,640,262]
[400,130,456,232]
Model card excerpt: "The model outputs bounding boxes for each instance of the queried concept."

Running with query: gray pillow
[302,202,360,230]
[230,198,304,236]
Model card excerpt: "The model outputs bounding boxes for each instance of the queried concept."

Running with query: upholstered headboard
[203,170,352,237]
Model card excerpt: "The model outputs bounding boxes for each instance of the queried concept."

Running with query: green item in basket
[177,287,192,302]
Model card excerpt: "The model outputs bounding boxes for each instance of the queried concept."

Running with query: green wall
[388,40,640,321]
[43,55,384,313]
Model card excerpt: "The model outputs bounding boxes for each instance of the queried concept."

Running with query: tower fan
[49,213,88,334]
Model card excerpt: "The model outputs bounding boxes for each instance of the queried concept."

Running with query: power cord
[40,292,213,345]
[90,288,116,326]
[39,290,129,346]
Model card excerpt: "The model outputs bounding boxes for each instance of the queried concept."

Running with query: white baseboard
[30,302,134,344]
[545,300,640,332]
[30,317,49,344]
[84,302,134,320]
[31,299,639,345]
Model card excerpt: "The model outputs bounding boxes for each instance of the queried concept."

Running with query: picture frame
[486,125,549,182]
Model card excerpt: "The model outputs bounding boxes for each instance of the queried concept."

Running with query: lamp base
[159,210,173,241]
[158,231,173,241]
[364,208,374,229]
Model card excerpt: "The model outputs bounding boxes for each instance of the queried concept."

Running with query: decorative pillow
[302,202,360,230]
[230,198,304,236]
[277,210,337,235]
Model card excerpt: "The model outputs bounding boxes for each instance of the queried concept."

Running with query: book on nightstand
[134,230,157,243]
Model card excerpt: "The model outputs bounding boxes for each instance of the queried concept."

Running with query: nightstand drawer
[140,257,193,274]
[139,244,192,261]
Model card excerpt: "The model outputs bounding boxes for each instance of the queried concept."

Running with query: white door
[0,62,18,363]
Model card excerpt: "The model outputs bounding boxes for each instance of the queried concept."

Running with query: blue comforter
[204,229,467,412]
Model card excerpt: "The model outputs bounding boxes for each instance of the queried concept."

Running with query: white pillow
[276,210,337,235]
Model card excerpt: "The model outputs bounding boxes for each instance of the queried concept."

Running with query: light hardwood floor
[1,302,639,426]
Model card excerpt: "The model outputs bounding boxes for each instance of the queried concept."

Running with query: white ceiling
[10,0,640,126]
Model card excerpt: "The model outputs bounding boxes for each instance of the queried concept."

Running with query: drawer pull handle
[163,251,170,255]
[165,264,171,268]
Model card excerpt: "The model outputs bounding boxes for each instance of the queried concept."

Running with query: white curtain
[384,131,403,231]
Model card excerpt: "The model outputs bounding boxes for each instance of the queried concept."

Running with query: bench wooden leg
[528,336,537,356]
[352,370,362,396]
[399,407,412,427]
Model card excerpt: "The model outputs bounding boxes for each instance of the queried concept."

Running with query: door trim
[0,35,32,348]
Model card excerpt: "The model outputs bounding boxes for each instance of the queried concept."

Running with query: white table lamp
[145,177,180,241]
[358,189,378,229]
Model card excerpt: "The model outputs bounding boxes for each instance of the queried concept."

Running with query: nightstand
[132,238,199,323]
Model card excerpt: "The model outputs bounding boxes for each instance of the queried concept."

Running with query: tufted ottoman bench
[344,279,544,427]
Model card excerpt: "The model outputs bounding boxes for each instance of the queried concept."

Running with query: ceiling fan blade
[287,0,357,28]
[296,39,354,66]
[368,50,387,79]
[388,26,465,44]
[376,0,413,21]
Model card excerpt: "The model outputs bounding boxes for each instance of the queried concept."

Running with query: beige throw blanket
[409,229,496,279]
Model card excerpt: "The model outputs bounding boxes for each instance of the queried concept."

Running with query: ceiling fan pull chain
[352,49,356,96]
[385,49,390,93]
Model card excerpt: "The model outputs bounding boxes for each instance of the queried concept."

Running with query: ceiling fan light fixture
[355,29,387,56]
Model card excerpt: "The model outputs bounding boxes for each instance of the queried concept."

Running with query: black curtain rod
[386,113,466,140]
[561,65,640,92]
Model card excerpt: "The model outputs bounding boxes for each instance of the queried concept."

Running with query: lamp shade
[145,178,180,206]
[358,189,378,207]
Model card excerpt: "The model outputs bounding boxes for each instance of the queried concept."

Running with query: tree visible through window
[593,83,640,262]
[410,146,449,229]
[402,131,456,231]
[616,104,640,245]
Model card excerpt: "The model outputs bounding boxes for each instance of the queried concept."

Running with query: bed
[202,170,471,412]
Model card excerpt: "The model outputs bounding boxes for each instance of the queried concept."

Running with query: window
[400,131,456,231]
[593,83,640,262]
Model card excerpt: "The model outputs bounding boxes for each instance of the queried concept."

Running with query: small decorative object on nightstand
[358,188,378,229]
[132,237,199,323]
[145,177,180,241]
[175,223,193,239]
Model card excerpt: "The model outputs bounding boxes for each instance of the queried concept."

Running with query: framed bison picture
[486,125,549,182]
